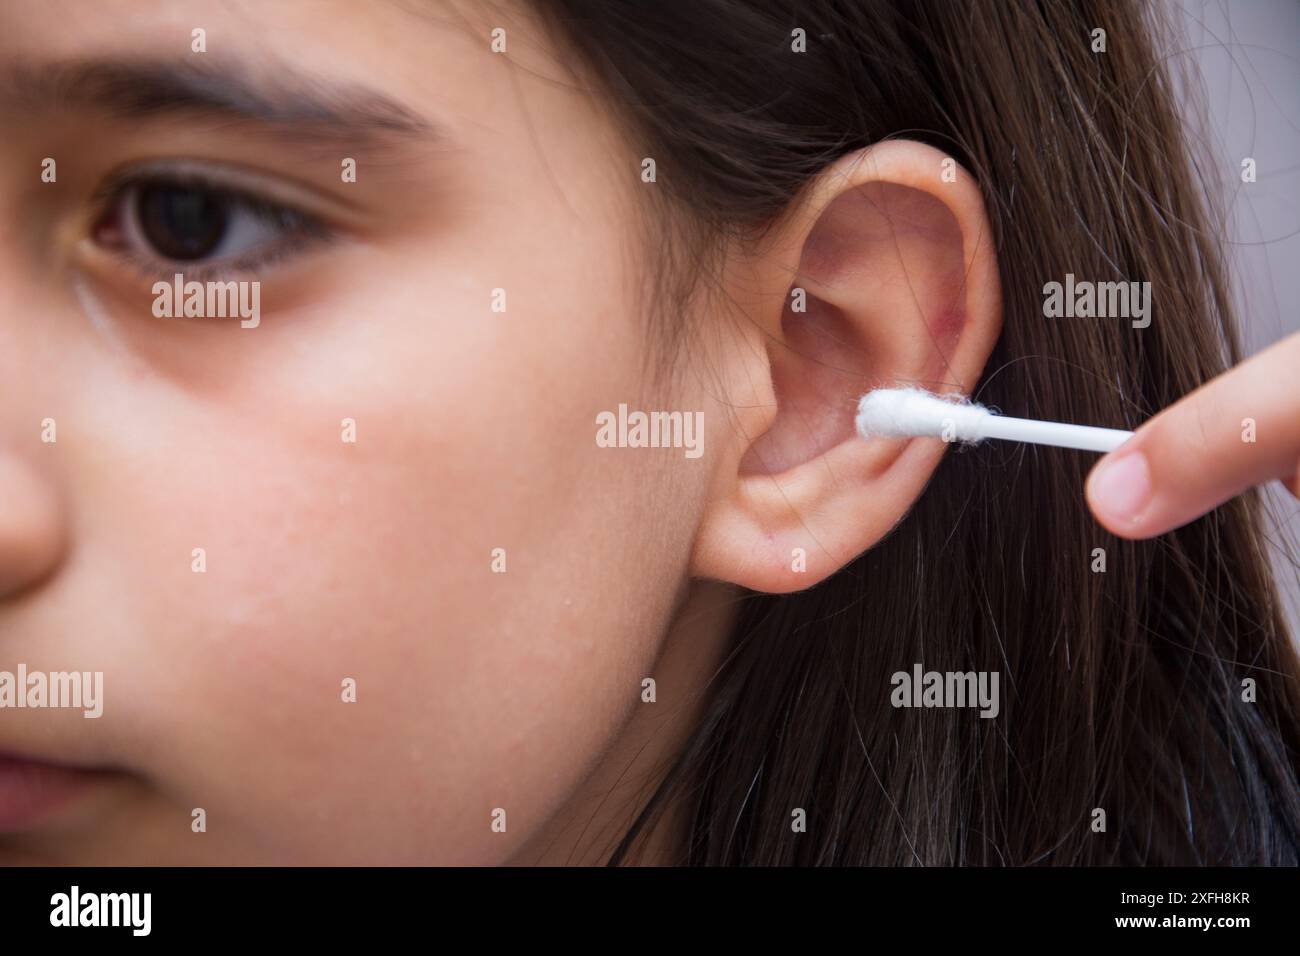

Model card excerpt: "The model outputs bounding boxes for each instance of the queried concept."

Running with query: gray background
[1172,0,1300,628]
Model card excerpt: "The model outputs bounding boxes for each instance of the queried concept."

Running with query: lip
[0,753,106,833]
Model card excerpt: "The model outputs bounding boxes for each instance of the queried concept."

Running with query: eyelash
[89,168,334,283]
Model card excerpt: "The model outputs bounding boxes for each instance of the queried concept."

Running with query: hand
[1086,332,1300,539]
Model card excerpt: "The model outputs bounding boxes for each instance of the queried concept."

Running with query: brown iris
[136,184,229,261]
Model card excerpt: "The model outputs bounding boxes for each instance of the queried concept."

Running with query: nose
[0,451,66,599]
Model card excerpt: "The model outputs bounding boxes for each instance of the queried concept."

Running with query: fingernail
[1089,450,1151,524]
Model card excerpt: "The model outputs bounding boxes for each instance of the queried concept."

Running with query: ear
[690,140,1002,593]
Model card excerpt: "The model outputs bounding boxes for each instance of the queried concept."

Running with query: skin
[0,0,1282,866]
[1,0,732,865]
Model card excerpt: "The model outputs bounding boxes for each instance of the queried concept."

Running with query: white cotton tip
[855,387,989,443]
[855,386,1137,453]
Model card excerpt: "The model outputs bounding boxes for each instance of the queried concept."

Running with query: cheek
[79,267,706,862]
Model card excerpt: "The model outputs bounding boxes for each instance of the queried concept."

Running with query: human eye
[89,162,335,282]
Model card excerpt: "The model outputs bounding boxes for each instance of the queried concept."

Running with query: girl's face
[0,0,735,863]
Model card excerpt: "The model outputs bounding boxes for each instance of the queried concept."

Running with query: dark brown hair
[539,0,1300,864]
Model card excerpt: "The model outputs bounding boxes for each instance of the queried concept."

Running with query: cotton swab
[856,387,1134,453]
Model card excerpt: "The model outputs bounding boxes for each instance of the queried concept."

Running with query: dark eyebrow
[1,56,437,143]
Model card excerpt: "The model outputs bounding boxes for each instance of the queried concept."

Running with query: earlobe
[689,140,1002,593]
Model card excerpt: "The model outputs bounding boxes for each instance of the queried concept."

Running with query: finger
[1086,333,1300,539]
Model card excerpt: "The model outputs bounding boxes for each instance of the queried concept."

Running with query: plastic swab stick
[856,387,1134,454]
